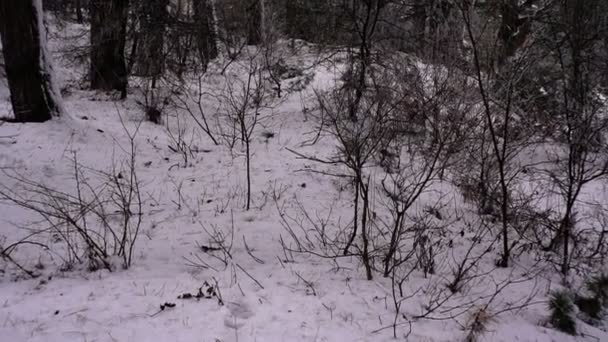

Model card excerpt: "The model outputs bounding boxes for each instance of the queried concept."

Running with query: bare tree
[541,0,608,277]
[218,54,274,210]
[380,62,470,277]
[458,1,543,268]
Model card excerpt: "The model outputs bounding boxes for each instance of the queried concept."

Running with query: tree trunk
[285,0,297,39]
[360,178,373,280]
[0,0,62,122]
[413,0,427,52]
[90,0,129,98]
[604,32,608,87]
[134,0,167,79]
[343,174,360,255]
[245,138,251,210]
[74,0,83,23]
[494,0,533,75]
[247,0,262,45]
[193,0,218,68]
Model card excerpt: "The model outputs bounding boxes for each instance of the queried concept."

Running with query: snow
[0,19,607,342]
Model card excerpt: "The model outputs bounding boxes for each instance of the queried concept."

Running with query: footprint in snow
[223,299,254,329]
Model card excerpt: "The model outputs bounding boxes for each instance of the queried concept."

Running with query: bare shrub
[217,51,276,210]
[464,307,494,342]
[0,130,142,271]
[171,73,219,145]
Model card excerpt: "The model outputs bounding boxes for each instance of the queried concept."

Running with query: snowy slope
[0,20,607,342]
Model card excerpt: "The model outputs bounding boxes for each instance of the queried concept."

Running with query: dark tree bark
[247,0,262,45]
[0,0,62,122]
[285,0,298,39]
[134,0,167,80]
[605,33,608,87]
[74,0,83,23]
[193,0,218,68]
[43,0,64,12]
[283,0,339,44]
[90,0,129,98]
[412,0,427,52]
[494,0,532,74]
[416,0,466,63]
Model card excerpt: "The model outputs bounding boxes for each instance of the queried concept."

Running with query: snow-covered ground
[1,20,607,342]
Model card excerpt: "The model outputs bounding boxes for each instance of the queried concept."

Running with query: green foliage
[586,273,608,306]
[548,290,577,335]
[574,294,602,320]
[572,273,608,322]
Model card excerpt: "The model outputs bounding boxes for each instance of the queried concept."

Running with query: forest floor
[0,19,607,342]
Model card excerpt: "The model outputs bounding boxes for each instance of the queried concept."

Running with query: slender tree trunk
[498,166,510,267]
[134,0,167,80]
[344,175,360,255]
[462,7,512,267]
[245,139,251,210]
[490,0,536,77]
[193,0,218,69]
[285,0,297,39]
[604,32,608,87]
[560,198,574,276]
[74,0,83,23]
[247,0,262,45]
[383,211,403,277]
[413,0,427,52]
[89,0,129,98]
[126,17,139,75]
[0,0,62,122]
[360,178,373,280]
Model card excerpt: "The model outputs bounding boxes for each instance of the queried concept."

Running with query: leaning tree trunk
[90,0,129,98]
[0,0,62,122]
[193,0,218,69]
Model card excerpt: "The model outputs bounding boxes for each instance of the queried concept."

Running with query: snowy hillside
[1,14,608,342]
